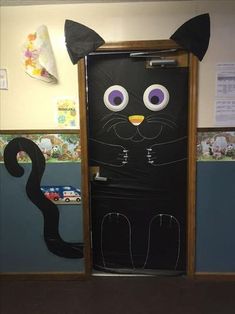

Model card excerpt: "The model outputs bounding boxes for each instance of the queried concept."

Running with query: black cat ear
[170,13,210,61]
[64,19,105,64]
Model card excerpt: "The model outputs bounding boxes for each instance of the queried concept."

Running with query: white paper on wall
[22,25,58,83]
[0,69,8,90]
[215,63,235,126]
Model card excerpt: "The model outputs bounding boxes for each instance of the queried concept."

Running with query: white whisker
[147,117,177,127]
[101,113,127,121]
[150,136,187,147]
[108,121,128,132]
[148,121,175,129]
[103,117,126,130]
[152,157,187,167]
[147,113,176,120]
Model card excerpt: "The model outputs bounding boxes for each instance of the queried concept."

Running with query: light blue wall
[2,160,235,272]
[196,162,235,272]
[0,163,84,272]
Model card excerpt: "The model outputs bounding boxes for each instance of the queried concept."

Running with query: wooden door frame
[78,39,198,278]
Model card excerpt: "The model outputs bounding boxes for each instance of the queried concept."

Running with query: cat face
[87,54,188,143]
[101,83,173,142]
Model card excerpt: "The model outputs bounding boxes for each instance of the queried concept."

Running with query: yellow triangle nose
[128,115,145,126]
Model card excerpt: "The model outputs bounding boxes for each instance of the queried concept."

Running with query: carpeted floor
[1,276,235,314]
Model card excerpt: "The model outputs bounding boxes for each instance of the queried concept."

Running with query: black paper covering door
[87,53,188,274]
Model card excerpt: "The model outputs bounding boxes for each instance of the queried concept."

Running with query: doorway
[78,40,198,277]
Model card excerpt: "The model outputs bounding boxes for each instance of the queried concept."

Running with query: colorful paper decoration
[23,25,58,83]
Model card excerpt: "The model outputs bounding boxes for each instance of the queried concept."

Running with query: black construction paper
[87,54,188,272]
[4,137,83,259]
[170,13,210,61]
[64,19,105,64]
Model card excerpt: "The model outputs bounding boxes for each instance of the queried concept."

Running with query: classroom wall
[0,162,84,272]
[196,161,235,272]
[1,1,235,275]
[0,0,235,130]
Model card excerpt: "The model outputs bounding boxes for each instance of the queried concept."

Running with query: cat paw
[116,148,128,166]
[146,148,157,165]
[89,139,128,167]
[121,149,129,165]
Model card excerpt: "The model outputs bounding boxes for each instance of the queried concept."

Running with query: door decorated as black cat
[87,53,189,273]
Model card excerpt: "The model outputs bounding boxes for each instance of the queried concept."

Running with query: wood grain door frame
[78,40,198,278]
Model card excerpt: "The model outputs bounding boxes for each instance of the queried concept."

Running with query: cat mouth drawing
[102,113,176,143]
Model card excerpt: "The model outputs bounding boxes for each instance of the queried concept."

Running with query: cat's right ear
[170,13,210,61]
[64,20,105,64]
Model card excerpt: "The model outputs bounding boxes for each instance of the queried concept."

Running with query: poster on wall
[215,63,235,126]
[0,133,81,163]
[40,185,81,205]
[55,97,79,129]
[0,68,8,90]
[197,130,235,161]
[22,25,58,83]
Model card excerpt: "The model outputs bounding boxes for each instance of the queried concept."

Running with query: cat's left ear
[64,20,105,64]
[170,13,210,61]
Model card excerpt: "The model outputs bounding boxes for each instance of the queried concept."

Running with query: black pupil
[150,96,160,104]
[114,97,122,105]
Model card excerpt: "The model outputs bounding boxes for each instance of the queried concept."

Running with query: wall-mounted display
[0,133,81,163]
[55,97,79,129]
[22,25,58,83]
[197,129,235,161]
[215,63,235,126]
[0,68,8,90]
[41,185,81,205]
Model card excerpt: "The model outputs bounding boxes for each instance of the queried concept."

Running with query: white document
[215,63,235,126]
[0,69,8,90]
[215,100,235,125]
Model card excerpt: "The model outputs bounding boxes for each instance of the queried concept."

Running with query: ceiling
[0,0,194,6]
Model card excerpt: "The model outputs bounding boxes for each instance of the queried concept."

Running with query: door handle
[94,172,107,182]
[89,166,108,182]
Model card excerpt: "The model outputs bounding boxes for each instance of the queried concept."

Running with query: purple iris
[148,88,164,105]
[108,90,124,106]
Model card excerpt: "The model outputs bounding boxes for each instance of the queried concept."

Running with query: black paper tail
[4,137,84,259]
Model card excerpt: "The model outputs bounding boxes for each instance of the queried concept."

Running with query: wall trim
[0,272,87,281]
[197,127,235,132]
[0,129,80,134]
[195,272,235,281]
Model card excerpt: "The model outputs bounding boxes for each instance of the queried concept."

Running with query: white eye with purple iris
[143,84,169,111]
[103,85,129,112]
